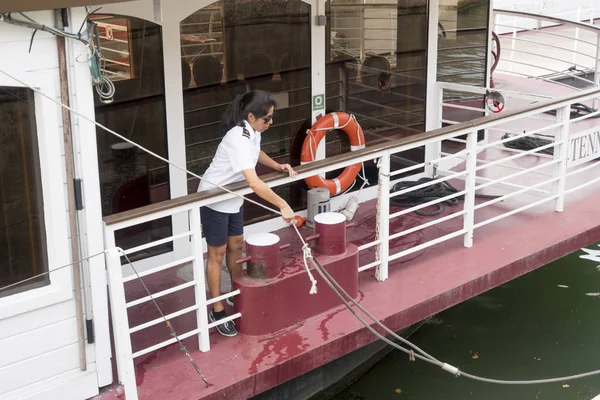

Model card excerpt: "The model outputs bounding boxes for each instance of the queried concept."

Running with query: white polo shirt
[197,120,261,213]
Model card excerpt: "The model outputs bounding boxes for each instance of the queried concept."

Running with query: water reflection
[334,242,600,400]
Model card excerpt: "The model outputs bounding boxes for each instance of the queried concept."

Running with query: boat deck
[95,70,600,400]
[95,173,600,400]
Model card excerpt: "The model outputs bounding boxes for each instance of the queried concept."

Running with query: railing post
[103,227,138,400]
[508,17,518,73]
[552,104,570,212]
[189,208,210,352]
[594,32,600,109]
[425,84,443,177]
[573,7,581,64]
[462,131,478,248]
[375,152,390,282]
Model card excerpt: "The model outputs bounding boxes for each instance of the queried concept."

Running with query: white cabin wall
[0,9,100,400]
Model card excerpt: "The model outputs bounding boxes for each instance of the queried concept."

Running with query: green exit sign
[312,94,325,111]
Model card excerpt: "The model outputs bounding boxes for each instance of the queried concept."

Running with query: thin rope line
[4,67,596,388]
[0,69,281,216]
[118,249,210,386]
[0,250,107,293]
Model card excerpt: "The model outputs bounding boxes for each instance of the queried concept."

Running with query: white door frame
[0,71,71,319]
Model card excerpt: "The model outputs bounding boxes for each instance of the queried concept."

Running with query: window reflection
[437,0,489,87]
[181,0,312,222]
[326,0,429,178]
[90,15,134,81]
[0,87,48,296]
[438,0,489,151]
[93,16,172,259]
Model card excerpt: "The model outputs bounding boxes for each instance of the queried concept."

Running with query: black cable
[390,178,499,216]
[501,133,554,156]
[544,102,600,119]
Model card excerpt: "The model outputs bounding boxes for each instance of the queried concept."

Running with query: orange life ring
[300,112,365,196]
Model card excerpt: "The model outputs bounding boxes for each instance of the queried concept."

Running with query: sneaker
[225,296,234,307]
[209,309,238,337]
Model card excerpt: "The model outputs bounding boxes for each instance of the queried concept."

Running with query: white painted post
[510,17,517,73]
[425,85,443,176]
[462,131,478,248]
[189,208,210,352]
[594,32,600,109]
[425,0,441,177]
[103,228,138,400]
[552,104,570,212]
[573,7,581,64]
[375,152,390,282]
[68,7,113,386]
[311,0,327,161]
[162,9,191,261]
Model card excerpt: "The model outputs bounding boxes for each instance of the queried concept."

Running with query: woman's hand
[280,205,295,223]
[278,163,297,178]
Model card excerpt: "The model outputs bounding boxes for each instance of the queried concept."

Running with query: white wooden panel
[67,6,114,386]
[0,301,75,340]
[0,40,59,72]
[0,12,56,44]
[2,365,98,400]
[0,343,80,394]
[0,318,78,368]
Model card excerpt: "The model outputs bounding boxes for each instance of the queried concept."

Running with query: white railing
[103,84,600,399]
[493,9,600,99]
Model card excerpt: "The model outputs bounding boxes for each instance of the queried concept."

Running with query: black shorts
[200,206,244,247]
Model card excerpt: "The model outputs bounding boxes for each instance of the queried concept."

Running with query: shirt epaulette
[242,128,251,139]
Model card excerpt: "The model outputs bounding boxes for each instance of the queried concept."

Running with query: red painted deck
[95,74,600,400]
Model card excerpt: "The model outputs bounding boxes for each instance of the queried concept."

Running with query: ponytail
[220,90,277,135]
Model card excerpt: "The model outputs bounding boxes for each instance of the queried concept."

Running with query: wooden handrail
[104,84,600,226]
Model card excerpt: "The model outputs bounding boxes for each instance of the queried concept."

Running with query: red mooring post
[314,212,347,256]
[237,233,286,279]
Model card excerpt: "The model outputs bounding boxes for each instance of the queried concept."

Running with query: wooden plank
[0,300,75,340]
[1,365,98,400]
[0,343,80,394]
[0,317,78,368]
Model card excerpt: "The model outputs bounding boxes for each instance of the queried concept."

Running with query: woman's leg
[206,244,227,312]
[200,207,228,312]
[225,207,245,276]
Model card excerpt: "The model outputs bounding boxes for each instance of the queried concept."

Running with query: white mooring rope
[2,67,600,387]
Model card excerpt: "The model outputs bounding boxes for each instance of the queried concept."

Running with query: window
[90,15,134,81]
[0,87,48,297]
[92,15,172,259]
[326,0,429,178]
[437,0,489,88]
[181,0,312,221]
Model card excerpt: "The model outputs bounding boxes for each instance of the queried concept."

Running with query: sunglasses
[261,113,275,123]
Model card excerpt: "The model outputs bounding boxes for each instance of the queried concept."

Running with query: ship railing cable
[544,102,600,120]
[0,248,211,387]
[501,132,555,156]
[3,67,600,387]
[390,177,500,216]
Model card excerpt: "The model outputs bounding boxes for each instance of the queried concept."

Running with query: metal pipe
[57,33,86,371]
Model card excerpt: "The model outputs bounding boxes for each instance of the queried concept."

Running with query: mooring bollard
[303,212,348,256]
[236,233,288,279]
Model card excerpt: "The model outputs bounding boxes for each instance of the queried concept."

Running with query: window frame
[0,72,72,320]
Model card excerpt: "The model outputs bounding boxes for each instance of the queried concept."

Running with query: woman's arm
[241,168,294,222]
[258,151,297,177]
[258,150,280,170]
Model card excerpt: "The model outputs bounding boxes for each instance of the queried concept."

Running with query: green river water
[333,242,600,400]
